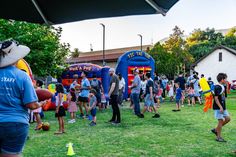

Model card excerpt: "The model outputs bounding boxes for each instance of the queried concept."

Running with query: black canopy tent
[0,0,178,25]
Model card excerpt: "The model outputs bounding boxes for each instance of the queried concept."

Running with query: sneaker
[112,121,121,125]
[137,114,144,118]
[90,121,96,126]
[108,119,115,123]
[216,137,227,142]
[152,113,160,118]
[79,114,84,118]
[211,128,217,136]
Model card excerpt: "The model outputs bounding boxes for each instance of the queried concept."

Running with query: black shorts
[55,106,66,117]
[78,96,89,102]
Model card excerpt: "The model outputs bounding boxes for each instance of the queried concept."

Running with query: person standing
[108,68,121,124]
[174,74,186,106]
[78,71,91,118]
[90,74,103,110]
[118,73,125,106]
[130,68,142,117]
[32,79,44,130]
[0,40,45,156]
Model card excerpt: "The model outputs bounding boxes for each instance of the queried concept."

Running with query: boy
[211,73,230,142]
[88,89,97,126]
[172,83,182,112]
[140,73,160,118]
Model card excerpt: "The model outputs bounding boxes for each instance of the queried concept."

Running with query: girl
[168,81,174,102]
[67,88,78,123]
[55,83,66,134]
[187,83,195,106]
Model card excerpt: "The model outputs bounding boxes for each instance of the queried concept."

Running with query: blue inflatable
[61,63,110,97]
[115,50,155,99]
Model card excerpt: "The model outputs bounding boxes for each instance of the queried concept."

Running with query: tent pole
[31,0,50,25]
[145,0,166,16]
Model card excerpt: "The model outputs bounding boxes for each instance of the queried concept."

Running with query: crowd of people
[0,40,234,156]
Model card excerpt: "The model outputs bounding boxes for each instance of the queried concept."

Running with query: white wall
[194,48,236,83]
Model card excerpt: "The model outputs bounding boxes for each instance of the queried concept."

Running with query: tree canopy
[0,19,70,77]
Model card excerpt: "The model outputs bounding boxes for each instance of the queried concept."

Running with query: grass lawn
[24,91,236,157]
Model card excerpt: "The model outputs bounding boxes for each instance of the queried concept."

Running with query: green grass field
[24,92,236,157]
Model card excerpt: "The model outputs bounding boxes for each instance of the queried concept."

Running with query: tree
[163,26,194,75]
[71,48,80,58]
[149,42,177,79]
[186,28,224,61]
[0,19,70,77]
[222,27,236,50]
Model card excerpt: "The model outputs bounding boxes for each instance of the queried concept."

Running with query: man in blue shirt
[78,71,91,118]
[0,40,44,156]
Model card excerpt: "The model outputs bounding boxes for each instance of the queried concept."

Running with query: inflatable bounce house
[61,63,110,98]
[16,59,33,80]
[115,50,155,99]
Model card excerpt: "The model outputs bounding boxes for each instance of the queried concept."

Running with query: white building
[192,45,236,83]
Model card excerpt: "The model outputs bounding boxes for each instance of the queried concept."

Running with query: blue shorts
[176,99,181,104]
[0,122,29,155]
[91,108,97,117]
[144,94,155,106]
[214,110,230,120]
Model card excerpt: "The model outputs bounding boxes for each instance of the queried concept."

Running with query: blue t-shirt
[131,75,141,94]
[175,88,182,100]
[79,78,90,97]
[89,95,97,109]
[0,66,38,124]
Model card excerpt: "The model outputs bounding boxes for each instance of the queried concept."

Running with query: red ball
[42,122,50,131]
[36,89,53,102]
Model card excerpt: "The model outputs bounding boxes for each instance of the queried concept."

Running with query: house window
[219,52,222,62]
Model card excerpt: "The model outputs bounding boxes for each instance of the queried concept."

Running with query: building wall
[83,61,117,68]
[194,49,236,83]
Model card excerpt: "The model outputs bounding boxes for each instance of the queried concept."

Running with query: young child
[173,83,182,112]
[101,92,107,109]
[155,83,163,108]
[33,79,44,130]
[187,83,195,106]
[211,73,231,142]
[55,83,66,134]
[67,88,78,123]
[88,89,97,126]
[168,81,174,102]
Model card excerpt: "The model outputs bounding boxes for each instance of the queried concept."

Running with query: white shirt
[119,77,125,90]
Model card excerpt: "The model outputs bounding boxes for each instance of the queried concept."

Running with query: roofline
[191,45,236,67]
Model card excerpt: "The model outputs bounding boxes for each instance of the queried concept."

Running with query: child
[101,92,107,109]
[173,83,182,112]
[33,79,44,130]
[55,83,66,134]
[211,73,231,142]
[67,88,78,123]
[168,81,174,102]
[88,89,97,126]
[155,83,163,108]
[187,83,195,106]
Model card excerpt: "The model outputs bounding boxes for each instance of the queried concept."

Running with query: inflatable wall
[61,63,110,97]
[115,50,155,99]
[16,59,33,79]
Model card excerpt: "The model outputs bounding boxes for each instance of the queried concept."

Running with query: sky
[56,0,236,52]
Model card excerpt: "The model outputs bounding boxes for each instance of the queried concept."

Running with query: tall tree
[0,19,70,77]
[163,26,194,74]
[149,42,177,79]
